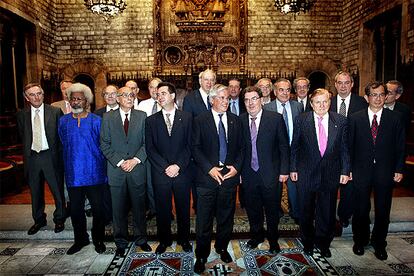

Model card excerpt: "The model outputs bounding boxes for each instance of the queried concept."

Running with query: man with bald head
[100,86,151,257]
[95,85,119,117]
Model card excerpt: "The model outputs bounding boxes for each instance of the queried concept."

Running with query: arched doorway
[73,74,96,111]
[308,71,329,94]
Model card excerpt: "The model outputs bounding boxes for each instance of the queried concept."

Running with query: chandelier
[173,0,228,33]
[274,0,315,14]
[84,0,127,20]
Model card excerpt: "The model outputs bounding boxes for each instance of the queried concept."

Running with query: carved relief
[154,0,247,74]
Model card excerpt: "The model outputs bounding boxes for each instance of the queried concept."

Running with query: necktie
[32,109,42,153]
[165,113,172,136]
[282,103,289,139]
[65,101,72,114]
[339,98,346,117]
[250,117,259,171]
[207,97,211,110]
[231,101,237,115]
[124,113,129,135]
[151,101,158,115]
[318,116,327,157]
[371,114,378,144]
[218,114,227,164]
[300,99,305,110]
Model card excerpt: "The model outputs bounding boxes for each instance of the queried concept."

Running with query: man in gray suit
[264,78,303,222]
[100,86,151,257]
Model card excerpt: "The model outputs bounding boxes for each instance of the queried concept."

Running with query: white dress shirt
[199,88,210,109]
[211,109,228,140]
[137,98,161,116]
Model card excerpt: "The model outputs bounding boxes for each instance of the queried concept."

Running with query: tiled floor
[0,234,414,275]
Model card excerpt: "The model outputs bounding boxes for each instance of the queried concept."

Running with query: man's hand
[290,172,298,182]
[223,165,237,180]
[394,173,403,183]
[349,172,353,181]
[209,167,224,185]
[165,164,180,178]
[121,158,139,172]
[279,175,289,182]
[339,175,349,185]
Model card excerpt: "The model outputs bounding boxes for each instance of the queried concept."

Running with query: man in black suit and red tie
[349,81,405,260]
[290,88,350,258]
[241,86,290,253]
[192,84,244,274]
[330,71,368,228]
[145,82,193,255]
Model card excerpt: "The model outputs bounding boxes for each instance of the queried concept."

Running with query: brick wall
[247,0,343,74]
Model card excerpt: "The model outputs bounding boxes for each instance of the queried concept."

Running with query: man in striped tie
[349,81,405,261]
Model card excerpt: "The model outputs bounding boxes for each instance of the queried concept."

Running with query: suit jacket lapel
[305,113,320,156]
[326,113,338,154]
[171,110,182,136]
[196,90,208,111]
[25,108,33,145]
[115,110,128,139]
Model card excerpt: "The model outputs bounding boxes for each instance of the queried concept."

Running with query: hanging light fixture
[84,0,127,20]
[274,0,315,14]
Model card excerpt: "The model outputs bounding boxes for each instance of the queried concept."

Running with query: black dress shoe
[28,221,47,235]
[94,241,106,254]
[67,240,90,255]
[155,243,169,254]
[246,239,263,249]
[269,243,281,254]
[194,258,206,274]
[304,247,314,256]
[178,241,192,252]
[217,250,232,263]
[374,248,388,260]
[115,247,125,257]
[138,243,152,252]
[85,209,93,217]
[319,248,332,258]
[352,244,364,256]
[54,223,65,233]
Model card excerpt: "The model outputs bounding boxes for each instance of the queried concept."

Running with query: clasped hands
[209,166,237,185]
[120,158,139,172]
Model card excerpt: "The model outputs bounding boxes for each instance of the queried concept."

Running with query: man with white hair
[58,83,107,255]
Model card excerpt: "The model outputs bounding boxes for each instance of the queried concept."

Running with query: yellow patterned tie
[32,109,42,153]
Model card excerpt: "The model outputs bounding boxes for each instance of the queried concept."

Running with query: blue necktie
[218,113,227,164]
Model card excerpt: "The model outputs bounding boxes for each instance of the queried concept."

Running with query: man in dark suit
[264,78,303,222]
[330,71,368,228]
[290,88,350,258]
[145,82,193,255]
[183,69,215,117]
[241,86,290,253]
[94,85,119,117]
[385,80,411,135]
[100,86,151,257]
[192,84,244,274]
[293,77,312,112]
[16,83,66,235]
[349,81,405,260]
[228,78,246,116]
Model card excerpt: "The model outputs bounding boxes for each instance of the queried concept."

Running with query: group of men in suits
[16,68,408,268]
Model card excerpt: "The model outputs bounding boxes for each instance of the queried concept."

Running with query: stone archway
[296,58,339,93]
[60,59,107,108]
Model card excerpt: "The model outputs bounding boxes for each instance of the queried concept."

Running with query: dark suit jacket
[349,108,405,188]
[232,97,247,116]
[183,89,209,117]
[191,111,244,188]
[94,106,119,118]
[393,101,411,134]
[145,110,193,184]
[330,94,368,116]
[241,110,290,187]
[263,100,303,120]
[16,104,63,176]
[290,111,350,191]
[294,96,312,112]
[100,109,147,186]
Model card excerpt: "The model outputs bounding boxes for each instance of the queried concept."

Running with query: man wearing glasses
[385,80,411,135]
[100,86,151,257]
[95,85,119,117]
[240,86,289,254]
[349,81,405,260]
[330,71,368,229]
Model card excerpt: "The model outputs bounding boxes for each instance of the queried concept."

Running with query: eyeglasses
[244,96,260,103]
[26,92,43,98]
[296,85,308,90]
[369,93,386,99]
[70,97,86,102]
[104,92,117,98]
[336,81,352,86]
[119,93,136,98]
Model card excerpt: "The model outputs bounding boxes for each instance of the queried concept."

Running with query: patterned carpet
[105,238,338,275]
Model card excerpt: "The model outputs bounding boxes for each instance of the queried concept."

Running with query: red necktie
[371,114,378,144]
[124,113,129,135]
